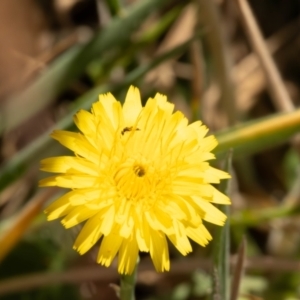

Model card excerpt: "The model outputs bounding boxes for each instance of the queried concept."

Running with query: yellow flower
[40,86,230,274]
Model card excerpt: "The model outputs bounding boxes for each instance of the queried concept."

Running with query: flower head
[40,86,230,274]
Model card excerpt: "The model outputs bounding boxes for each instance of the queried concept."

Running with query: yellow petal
[73,214,103,254]
[192,196,227,225]
[123,86,142,126]
[98,92,121,130]
[153,93,174,115]
[149,228,170,272]
[210,186,231,204]
[186,224,212,246]
[51,130,99,164]
[134,215,150,252]
[145,209,174,235]
[98,228,123,267]
[99,206,115,236]
[55,174,100,189]
[118,234,139,274]
[205,167,231,183]
[40,156,99,176]
[74,110,96,137]
[61,206,97,228]
[44,191,74,220]
[168,220,192,255]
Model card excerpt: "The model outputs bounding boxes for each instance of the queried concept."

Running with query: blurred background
[1,0,300,299]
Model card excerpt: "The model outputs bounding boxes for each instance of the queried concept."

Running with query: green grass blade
[215,109,300,158]
[212,151,232,300]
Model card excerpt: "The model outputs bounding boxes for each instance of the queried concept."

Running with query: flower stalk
[120,259,138,300]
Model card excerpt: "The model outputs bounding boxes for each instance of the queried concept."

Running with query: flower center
[113,155,174,209]
[113,158,154,203]
[133,164,146,177]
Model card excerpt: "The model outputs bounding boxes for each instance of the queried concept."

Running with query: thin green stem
[120,262,138,300]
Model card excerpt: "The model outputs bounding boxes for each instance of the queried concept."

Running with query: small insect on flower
[121,126,140,135]
[40,86,231,275]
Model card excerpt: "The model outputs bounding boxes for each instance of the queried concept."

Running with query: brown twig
[201,17,300,116]
[230,237,247,300]
[235,0,294,113]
